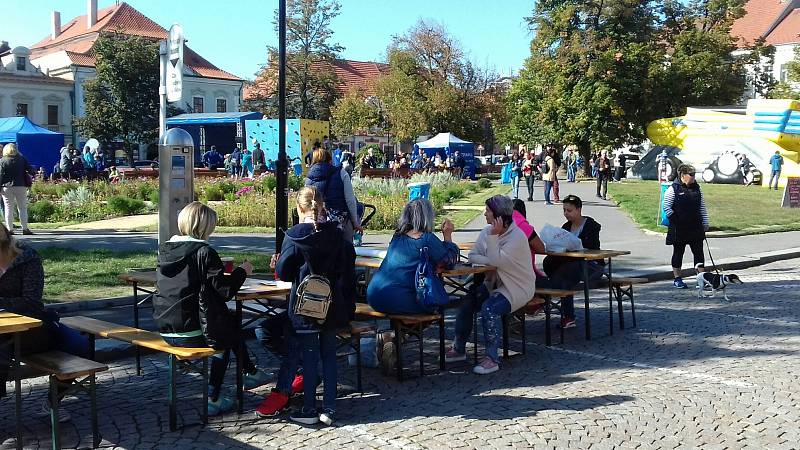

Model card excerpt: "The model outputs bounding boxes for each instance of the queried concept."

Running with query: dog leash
[704,237,721,277]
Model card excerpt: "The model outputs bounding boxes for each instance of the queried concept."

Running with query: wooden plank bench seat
[609,277,647,329]
[21,350,107,448]
[59,316,213,431]
[354,303,444,381]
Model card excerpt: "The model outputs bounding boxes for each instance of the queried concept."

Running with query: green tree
[73,33,159,165]
[769,46,800,100]
[329,89,379,137]
[245,0,343,120]
[376,20,496,143]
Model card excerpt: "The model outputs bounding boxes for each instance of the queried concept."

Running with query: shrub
[288,174,303,191]
[262,176,277,193]
[202,185,225,201]
[136,183,156,201]
[29,200,58,223]
[149,190,160,205]
[107,196,145,216]
[61,186,95,205]
[477,178,492,189]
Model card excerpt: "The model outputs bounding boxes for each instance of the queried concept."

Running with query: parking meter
[158,128,195,245]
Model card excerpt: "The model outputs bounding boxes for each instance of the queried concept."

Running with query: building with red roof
[731,0,800,98]
[12,1,243,147]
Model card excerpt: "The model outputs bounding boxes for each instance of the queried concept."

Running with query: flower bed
[27,172,490,231]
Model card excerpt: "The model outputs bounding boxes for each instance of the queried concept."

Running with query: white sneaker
[41,399,71,423]
[473,357,499,375]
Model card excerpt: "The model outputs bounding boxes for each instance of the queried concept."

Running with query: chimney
[52,11,62,40]
[87,0,98,28]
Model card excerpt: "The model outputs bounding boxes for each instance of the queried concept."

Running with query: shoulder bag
[415,246,450,311]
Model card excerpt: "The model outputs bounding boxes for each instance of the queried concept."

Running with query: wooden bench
[610,277,647,329]
[59,316,215,431]
[21,350,107,449]
[355,303,444,382]
[334,321,377,393]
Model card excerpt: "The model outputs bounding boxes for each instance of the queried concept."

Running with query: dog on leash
[696,264,743,301]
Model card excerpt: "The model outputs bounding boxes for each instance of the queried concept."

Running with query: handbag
[24,172,34,187]
[415,246,450,311]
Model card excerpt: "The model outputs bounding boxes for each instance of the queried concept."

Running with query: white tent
[415,133,472,148]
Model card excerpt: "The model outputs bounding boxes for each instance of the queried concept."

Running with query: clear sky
[3,0,534,80]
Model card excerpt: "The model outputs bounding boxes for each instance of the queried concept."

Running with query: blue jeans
[511,175,520,199]
[276,328,338,411]
[567,164,576,182]
[453,285,512,363]
[162,334,255,400]
[769,169,781,189]
[543,181,553,203]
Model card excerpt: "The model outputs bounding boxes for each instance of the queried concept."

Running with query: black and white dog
[696,264,743,301]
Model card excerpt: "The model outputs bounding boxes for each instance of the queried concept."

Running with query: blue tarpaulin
[0,117,64,174]
[166,112,262,126]
[167,112,263,164]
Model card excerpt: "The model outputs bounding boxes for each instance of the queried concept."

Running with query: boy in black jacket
[153,202,271,416]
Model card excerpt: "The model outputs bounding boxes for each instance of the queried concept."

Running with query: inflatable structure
[245,119,329,173]
[643,99,800,187]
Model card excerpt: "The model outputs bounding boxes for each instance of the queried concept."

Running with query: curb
[616,247,800,281]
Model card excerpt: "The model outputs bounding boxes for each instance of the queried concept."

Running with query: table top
[0,312,42,334]
[543,249,631,260]
[458,242,474,251]
[236,279,292,300]
[355,257,495,277]
[355,256,382,269]
[119,270,157,286]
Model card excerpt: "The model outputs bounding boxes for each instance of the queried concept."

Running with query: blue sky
[3,0,534,80]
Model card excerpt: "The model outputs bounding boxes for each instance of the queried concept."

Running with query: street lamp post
[276,0,288,250]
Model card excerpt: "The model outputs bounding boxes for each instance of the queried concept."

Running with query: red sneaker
[255,391,289,418]
[291,374,304,396]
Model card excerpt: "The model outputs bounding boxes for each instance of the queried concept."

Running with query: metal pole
[158,40,167,138]
[276,0,288,250]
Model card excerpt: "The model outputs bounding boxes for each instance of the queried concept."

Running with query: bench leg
[630,287,637,328]
[13,333,23,450]
[502,315,509,360]
[202,357,209,425]
[544,297,552,347]
[521,313,527,355]
[392,321,403,382]
[49,375,60,450]
[90,374,99,448]
[133,284,141,376]
[354,333,363,393]
[418,324,424,378]
[616,286,625,330]
[168,354,177,432]
[609,282,614,336]
[473,312,479,366]
[438,315,445,371]
[582,260,591,341]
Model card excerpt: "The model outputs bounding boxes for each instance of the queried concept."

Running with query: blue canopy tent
[0,117,64,175]
[167,112,263,164]
[414,133,476,179]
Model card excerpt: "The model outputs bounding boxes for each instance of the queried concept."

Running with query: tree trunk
[578,142,593,176]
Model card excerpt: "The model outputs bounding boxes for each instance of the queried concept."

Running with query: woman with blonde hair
[304,148,362,242]
[256,186,356,426]
[153,201,271,416]
[0,143,35,235]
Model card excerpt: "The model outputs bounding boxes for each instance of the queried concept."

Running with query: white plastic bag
[539,224,583,253]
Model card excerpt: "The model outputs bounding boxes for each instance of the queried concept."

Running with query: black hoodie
[153,239,246,349]
[0,241,52,321]
[276,221,356,331]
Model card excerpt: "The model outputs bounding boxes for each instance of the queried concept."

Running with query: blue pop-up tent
[167,112,263,164]
[0,117,65,174]
[414,133,476,179]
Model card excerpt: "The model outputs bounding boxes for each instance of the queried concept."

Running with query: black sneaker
[319,408,335,426]
[290,407,319,425]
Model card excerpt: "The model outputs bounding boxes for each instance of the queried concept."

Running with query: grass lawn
[441,184,511,229]
[607,180,800,234]
[40,248,273,303]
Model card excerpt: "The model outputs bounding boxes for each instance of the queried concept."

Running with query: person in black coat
[153,202,271,416]
[662,164,709,289]
[0,223,87,418]
[540,195,604,328]
[256,186,356,426]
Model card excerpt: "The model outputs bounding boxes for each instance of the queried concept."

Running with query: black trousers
[671,240,705,269]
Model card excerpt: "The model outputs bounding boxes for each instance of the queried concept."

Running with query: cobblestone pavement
[3,258,800,449]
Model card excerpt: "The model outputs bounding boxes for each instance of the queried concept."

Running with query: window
[216,98,227,113]
[47,105,59,125]
[16,57,26,71]
[16,103,28,117]
[193,96,204,113]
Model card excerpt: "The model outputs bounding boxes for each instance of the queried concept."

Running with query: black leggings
[671,241,705,269]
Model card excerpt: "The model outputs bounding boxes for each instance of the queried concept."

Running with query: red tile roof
[731,0,800,47]
[29,2,241,81]
[243,58,389,101]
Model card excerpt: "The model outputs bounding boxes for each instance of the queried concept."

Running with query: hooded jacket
[305,163,347,214]
[664,181,708,246]
[152,237,246,349]
[275,221,356,331]
[0,155,34,187]
[0,241,52,321]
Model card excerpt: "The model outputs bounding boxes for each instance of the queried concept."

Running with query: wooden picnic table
[1,312,42,450]
[543,249,631,340]
[119,270,291,413]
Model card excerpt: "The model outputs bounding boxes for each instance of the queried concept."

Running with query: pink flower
[236,186,254,197]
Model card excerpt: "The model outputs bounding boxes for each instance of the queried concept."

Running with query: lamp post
[276,0,288,249]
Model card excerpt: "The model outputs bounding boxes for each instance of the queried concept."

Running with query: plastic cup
[221,257,234,274]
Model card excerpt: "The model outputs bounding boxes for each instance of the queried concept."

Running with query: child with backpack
[256,186,356,426]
